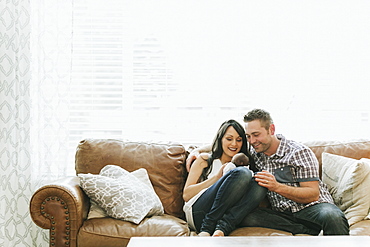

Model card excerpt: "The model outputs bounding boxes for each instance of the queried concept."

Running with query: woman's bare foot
[198,232,211,237]
[212,230,225,237]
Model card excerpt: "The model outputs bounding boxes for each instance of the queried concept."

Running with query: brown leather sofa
[30,138,370,247]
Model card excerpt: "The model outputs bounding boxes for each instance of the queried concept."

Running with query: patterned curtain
[0,1,35,246]
[1,0,72,246]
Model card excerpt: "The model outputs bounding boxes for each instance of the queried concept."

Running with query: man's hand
[186,150,199,172]
[186,144,212,172]
[254,170,280,191]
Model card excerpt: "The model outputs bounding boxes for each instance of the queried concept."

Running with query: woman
[183,119,266,236]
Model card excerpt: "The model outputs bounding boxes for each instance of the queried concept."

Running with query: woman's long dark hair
[200,119,256,181]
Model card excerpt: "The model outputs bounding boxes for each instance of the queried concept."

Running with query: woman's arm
[183,155,225,202]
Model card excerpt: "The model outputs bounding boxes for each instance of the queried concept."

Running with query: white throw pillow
[365,213,370,220]
[86,168,156,219]
[79,165,164,224]
[322,153,370,225]
[87,200,107,219]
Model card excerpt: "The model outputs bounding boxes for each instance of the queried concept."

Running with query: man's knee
[315,204,349,235]
[317,204,347,224]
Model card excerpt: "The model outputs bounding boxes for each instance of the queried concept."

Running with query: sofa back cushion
[75,139,187,219]
[304,139,370,178]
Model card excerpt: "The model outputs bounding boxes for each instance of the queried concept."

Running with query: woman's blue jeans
[192,167,267,235]
[240,202,349,235]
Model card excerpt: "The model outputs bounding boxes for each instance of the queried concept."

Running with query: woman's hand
[217,163,228,178]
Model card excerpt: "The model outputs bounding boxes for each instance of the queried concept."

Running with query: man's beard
[253,142,270,153]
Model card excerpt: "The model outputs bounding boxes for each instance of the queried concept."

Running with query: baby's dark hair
[231,153,249,166]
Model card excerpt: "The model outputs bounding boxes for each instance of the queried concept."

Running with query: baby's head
[231,153,249,166]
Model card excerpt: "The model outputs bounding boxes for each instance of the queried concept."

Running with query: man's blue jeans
[192,167,267,235]
[240,203,349,235]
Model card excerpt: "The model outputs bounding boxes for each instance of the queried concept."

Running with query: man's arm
[254,170,320,203]
[276,181,320,203]
[186,144,212,172]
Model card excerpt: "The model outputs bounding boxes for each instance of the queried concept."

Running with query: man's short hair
[243,109,273,130]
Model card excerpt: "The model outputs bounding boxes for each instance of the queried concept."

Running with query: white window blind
[70,1,126,148]
[70,0,370,156]
[70,0,254,150]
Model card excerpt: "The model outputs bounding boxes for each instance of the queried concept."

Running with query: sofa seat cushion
[77,215,190,247]
[229,227,293,236]
[349,220,370,236]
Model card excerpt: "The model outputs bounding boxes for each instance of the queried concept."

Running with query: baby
[223,153,250,175]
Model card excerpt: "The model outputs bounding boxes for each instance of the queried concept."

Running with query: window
[68,0,370,169]
[70,0,254,150]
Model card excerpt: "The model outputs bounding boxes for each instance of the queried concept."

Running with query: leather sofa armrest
[29,176,90,247]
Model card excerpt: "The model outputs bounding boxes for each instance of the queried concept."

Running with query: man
[186,109,349,235]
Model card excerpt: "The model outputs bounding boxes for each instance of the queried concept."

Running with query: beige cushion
[322,153,370,225]
[79,165,164,224]
[366,211,370,220]
[87,168,157,219]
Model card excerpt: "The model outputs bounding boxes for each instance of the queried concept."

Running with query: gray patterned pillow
[79,165,164,224]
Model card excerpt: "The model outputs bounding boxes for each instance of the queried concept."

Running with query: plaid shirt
[252,134,334,213]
